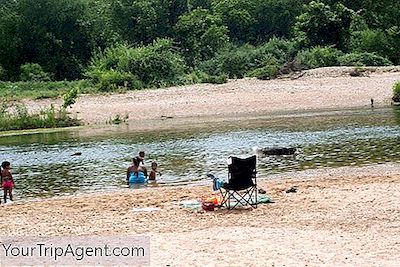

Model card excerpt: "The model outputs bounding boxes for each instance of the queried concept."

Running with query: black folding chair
[219,155,257,209]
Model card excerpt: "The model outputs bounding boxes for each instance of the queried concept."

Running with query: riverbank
[0,164,399,266]
[21,66,400,126]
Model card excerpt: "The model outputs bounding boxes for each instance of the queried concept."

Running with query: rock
[286,186,298,193]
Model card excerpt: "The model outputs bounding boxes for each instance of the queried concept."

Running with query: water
[1,107,399,200]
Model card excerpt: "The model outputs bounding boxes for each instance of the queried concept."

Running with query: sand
[2,66,400,266]
[0,164,399,266]
[22,66,400,126]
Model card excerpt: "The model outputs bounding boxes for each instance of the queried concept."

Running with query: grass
[0,80,97,100]
[393,81,400,95]
[0,103,81,131]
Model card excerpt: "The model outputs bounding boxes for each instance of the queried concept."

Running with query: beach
[2,66,400,266]
[0,164,399,266]
[22,66,400,126]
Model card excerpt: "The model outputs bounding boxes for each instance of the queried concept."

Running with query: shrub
[86,39,187,91]
[248,65,279,80]
[94,70,141,92]
[198,44,257,79]
[338,52,392,66]
[393,82,400,95]
[349,29,393,59]
[393,81,400,103]
[198,39,289,79]
[0,103,80,131]
[257,37,297,63]
[201,74,228,84]
[62,87,79,109]
[294,46,342,69]
[20,63,51,81]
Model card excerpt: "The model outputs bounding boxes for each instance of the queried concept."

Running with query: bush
[95,70,141,92]
[349,29,393,59]
[62,87,79,109]
[338,52,392,66]
[201,74,228,84]
[393,81,400,103]
[294,46,342,69]
[199,44,257,79]
[86,39,187,91]
[198,38,291,79]
[184,71,228,84]
[0,103,80,131]
[20,63,51,81]
[257,37,297,63]
[248,65,279,80]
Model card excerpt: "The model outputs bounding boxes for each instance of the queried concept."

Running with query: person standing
[1,161,15,204]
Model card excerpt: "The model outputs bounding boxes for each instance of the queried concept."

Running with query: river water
[1,107,399,200]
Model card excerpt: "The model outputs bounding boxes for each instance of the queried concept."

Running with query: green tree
[350,29,393,59]
[0,1,22,80]
[174,8,229,66]
[212,0,257,43]
[15,0,93,80]
[253,0,308,43]
[110,0,173,45]
[293,1,354,50]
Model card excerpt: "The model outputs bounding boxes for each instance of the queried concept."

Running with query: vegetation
[393,81,400,103]
[0,0,399,98]
[0,103,80,131]
[0,84,81,131]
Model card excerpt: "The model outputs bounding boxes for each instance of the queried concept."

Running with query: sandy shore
[0,164,399,266]
[22,67,400,126]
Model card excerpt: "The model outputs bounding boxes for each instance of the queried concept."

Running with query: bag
[201,199,215,211]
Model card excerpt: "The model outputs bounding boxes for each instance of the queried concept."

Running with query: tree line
[0,0,399,90]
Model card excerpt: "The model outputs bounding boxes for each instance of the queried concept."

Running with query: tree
[174,8,229,66]
[6,0,93,80]
[110,0,173,45]
[253,0,308,43]
[293,1,354,50]
[212,0,257,43]
[0,1,22,80]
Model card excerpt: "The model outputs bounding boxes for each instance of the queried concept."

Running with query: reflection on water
[0,107,399,200]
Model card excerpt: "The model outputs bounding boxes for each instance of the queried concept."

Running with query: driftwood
[254,147,296,156]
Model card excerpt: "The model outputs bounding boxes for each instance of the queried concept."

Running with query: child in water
[1,161,15,204]
[148,161,162,181]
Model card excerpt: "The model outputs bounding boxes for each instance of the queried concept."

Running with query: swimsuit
[129,171,146,184]
[2,179,13,190]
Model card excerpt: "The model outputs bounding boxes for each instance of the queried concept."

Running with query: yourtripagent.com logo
[0,236,150,266]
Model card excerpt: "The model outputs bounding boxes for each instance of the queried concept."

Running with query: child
[148,161,162,181]
[1,161,14,204]
[136,151,148,177]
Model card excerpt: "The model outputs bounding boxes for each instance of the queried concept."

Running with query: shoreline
[0,163,399,266]
[20,67,399,126]
[4,162,400,205]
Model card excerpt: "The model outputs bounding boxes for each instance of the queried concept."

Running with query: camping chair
[219,155,257,210]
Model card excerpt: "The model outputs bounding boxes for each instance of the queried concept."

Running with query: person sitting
[127,157,146,184]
